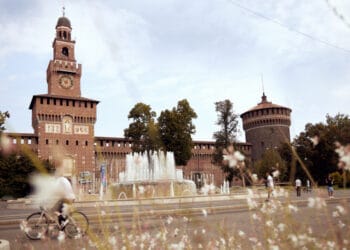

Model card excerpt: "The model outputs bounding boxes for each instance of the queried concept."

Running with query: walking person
[306,179,311,193]
[265,172,274,201]
[295,178,302,197]
[325,175,334,198]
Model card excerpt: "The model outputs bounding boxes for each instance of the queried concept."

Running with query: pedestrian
[265,172,274,201]
[325,175,334,198]
[306,179,311,193]
[295,178,302,197]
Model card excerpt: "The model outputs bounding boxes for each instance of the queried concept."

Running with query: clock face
[59,75,73,89]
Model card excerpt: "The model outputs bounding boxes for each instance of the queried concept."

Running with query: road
[1,188,349,249]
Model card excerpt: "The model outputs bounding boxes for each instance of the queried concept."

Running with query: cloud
[1,0,350,142]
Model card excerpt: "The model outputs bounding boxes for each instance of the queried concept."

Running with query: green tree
[158,99,197,166]
[0,111,10,132]
[124,103,161,152]
[0,153,36,198]
[254,148,287,182]
[289,113,350,185]
[0,150,56,199]
[212,100,239,182]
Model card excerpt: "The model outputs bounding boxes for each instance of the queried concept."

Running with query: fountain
[110,151,197,199]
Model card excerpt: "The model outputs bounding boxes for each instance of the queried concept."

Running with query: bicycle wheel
[24,212,49,240]
[65,211,89,238]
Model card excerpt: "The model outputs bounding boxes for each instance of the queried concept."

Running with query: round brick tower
[240,93,292,162]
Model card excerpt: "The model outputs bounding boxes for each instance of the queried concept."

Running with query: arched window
[62,47,69,56]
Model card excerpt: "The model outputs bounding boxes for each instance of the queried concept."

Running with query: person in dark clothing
[325,175,334,198]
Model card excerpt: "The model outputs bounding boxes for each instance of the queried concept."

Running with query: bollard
[0,240,10,250]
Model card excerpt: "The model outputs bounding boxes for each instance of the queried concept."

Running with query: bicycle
[22,205,89,240]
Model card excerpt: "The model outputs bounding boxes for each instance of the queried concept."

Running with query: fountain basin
[109,180,196,199]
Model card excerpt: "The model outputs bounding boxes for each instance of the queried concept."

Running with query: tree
[253,148,287,182]
[124,103,161,152]
[158,99,197,166]
[0,152,56,199]
[212,100,240,182]
[0,153,35,198]
[0,111,10,132]
[288,113,350,185]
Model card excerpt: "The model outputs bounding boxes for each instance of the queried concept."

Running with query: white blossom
[251,173,258,183]
[223,145,245,168]
[238,230,245,238]
[287,204,298,213]
[277,223,286,232]
[272,170,280,178]
[336,205,346,215]
[166,216,174,225]
[307,197,326,209]
[247,197,258,209]
[338,220,346,228]
[57,231,65,242]
[108,236,117,246]
[266,220,273,227]
[327,241,336,248]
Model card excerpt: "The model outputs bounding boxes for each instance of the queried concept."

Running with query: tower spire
[261,74,265,95]
[62,6,65,17]
[260,73,267,103]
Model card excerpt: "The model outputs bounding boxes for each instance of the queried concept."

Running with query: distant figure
[295,178,302,197]
[325,175,334,198]
[266,172,274,201]
[306,179,311,193]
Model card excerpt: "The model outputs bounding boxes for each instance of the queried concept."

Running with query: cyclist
[52,167,76,231]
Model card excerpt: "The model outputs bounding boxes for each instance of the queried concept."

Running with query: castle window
[46,139,49,145]
[85,141,88,146]
[40,98,43,104]
[91,103,93,108]
[76,140,79,146]
[47,99,50,105]
[73,101,75,107]
[63,31,67,40]
[56,140,59,145]
[84,102,87,108]
[66,140,69,145]
[62,47,69,56]
[21,139,24,144]
[28,139,31,144]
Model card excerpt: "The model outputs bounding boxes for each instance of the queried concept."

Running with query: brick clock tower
[29,14,99,177]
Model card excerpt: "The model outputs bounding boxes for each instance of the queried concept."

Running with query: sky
[1,0,350,142]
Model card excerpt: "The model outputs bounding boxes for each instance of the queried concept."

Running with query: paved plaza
[1,187,350,249]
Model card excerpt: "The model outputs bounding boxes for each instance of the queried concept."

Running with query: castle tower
[29,13,99,176]
[240,93,291,162]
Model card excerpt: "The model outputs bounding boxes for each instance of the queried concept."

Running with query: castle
[3,14,291,188]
